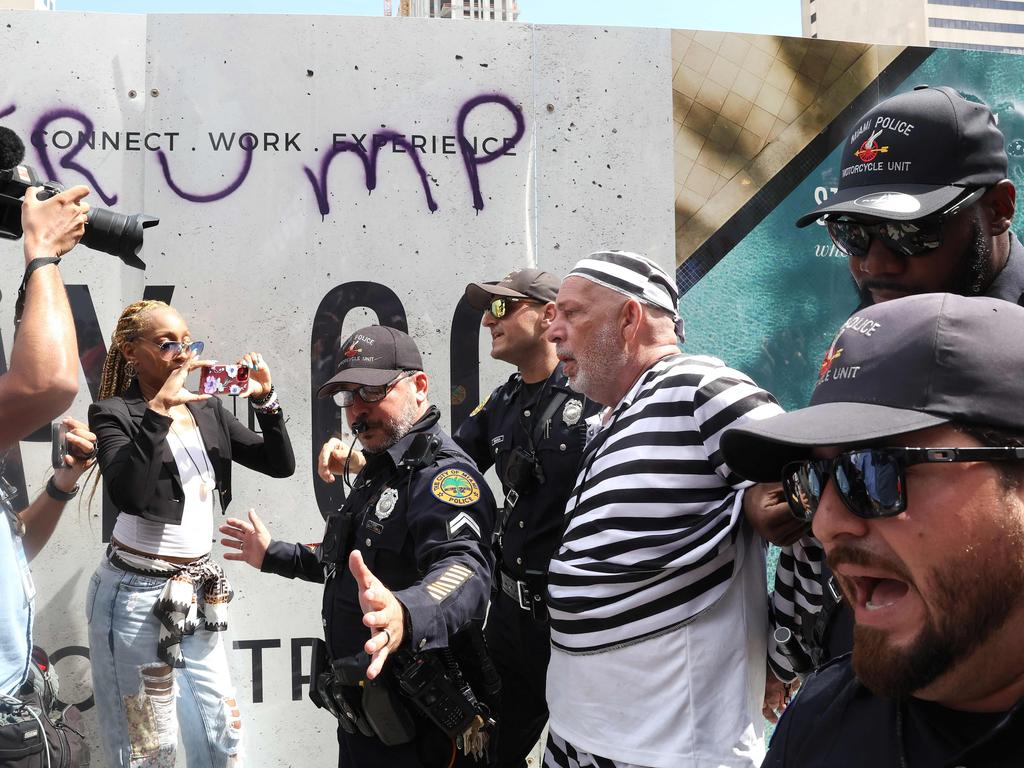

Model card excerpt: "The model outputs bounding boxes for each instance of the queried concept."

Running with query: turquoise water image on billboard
[679,47,1024,412]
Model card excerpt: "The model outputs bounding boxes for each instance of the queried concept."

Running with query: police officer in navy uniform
[221,325,497,767]
[457,269,601,768]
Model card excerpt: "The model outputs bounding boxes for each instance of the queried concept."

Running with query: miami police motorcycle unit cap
[795,84,1007,227]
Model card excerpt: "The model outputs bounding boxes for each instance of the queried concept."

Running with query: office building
[803,0,1024,54]
[404,0,519,21]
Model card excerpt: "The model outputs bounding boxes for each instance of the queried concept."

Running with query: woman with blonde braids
[85,300,295,768]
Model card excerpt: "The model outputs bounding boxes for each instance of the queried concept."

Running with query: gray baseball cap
[722,293,1024,482]
[464,268,560,311]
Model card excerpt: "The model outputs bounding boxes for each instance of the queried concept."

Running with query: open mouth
[841,570,912,624]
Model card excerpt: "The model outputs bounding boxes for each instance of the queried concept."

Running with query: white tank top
[111,420,215,558]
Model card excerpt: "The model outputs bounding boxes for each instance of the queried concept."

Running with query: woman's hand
[239,352,272,400]
[52,417,97,491]
[148,352,214,416]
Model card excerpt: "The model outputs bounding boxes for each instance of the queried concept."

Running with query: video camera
[0,126,158,269]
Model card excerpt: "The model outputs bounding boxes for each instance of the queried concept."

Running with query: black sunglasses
[782,445,1024,522]
[825,187,986,258]
[333,371,414,407]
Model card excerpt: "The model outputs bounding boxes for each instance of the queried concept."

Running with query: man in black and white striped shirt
[542,251,783,768]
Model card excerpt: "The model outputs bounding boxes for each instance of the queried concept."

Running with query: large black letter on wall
[310,282,407,519]
[449,295,484,432]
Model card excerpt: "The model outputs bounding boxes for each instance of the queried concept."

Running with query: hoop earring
[125,361,137,379]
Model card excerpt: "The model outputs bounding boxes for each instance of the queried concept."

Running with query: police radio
[391,649,484,738]
[502,447,545,493]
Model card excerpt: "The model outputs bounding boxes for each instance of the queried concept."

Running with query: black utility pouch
[502,448,543,494]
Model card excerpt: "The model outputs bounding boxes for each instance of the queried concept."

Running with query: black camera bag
[0,648,88,767]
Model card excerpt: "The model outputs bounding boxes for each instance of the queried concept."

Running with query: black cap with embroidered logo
[795,85,1008,227]
[720,293,1024,481]
[316,325,424,397]
[464,268,560,311]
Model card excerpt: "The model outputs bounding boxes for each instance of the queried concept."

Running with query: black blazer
[88,380,296,525]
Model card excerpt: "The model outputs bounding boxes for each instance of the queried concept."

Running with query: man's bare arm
[0,186,89,447]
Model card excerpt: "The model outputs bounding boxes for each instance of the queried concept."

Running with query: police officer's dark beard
[957,219,994,297]
[850,512,1024,699]
[853,220,992,307]
[361,397,421,455]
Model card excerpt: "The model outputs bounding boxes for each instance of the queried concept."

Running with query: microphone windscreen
[0,126,26,169]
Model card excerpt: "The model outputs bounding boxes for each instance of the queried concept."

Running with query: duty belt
[498,568,547,620]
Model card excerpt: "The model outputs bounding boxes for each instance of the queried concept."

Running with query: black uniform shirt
[454,364,598,577]
[764,655,1024,767]
[262,407,496,661]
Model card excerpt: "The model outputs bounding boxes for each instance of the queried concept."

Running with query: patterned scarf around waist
[107,545,233,668]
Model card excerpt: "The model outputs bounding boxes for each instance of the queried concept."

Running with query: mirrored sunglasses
[147,339,204,359]
[488,297,537,319]
[781,445,1024,522]
[825,187,986,258]
[333,371,413,408]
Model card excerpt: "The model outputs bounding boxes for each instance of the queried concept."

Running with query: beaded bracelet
[249,384,275,407]
[252,389,281,415]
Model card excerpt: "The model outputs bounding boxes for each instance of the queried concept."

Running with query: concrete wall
[0,11,673,763]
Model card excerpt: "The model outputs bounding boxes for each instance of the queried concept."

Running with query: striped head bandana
[566,250,685,341]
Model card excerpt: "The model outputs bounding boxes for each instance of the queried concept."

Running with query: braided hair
[97,299,169,400]
[88,300,169,505]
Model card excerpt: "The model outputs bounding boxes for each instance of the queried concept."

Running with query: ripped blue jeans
[86,557,243,768]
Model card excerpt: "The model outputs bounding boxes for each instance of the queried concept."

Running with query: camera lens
[82,208,159,268]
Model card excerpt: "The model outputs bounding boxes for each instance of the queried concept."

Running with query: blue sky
[54,0,802,37]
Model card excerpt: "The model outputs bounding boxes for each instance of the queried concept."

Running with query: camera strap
[529,390,568,449]
[13,256,61,330]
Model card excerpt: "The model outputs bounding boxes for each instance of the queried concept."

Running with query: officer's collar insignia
[431,469,481,507]
[375,487,399,520]
[562,398,583,426]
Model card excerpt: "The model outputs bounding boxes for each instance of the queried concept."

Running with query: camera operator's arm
[19,417,96,560]
[0,186,89,447]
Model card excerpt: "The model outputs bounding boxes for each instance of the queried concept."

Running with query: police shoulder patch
[430,468,481,506]
[469,393,490,417]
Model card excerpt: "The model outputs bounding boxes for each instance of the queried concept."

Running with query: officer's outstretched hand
[349,550,404,680]
[318,437,366,482]
[220,509,271,569]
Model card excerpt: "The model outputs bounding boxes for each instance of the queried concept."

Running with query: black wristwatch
[46,477,79,502]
